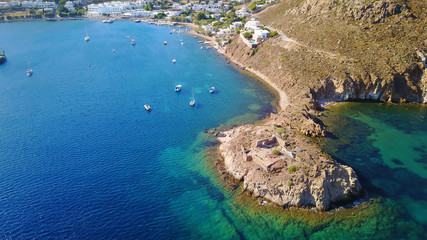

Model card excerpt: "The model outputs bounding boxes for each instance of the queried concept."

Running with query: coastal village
[0,0,278,49]
[1,0,427,237]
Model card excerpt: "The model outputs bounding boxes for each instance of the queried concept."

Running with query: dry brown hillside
[252,0,427,103]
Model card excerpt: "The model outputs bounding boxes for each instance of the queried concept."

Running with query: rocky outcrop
[217,123,362,210]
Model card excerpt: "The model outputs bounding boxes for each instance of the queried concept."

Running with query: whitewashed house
[235,7,250,18]
[65,1,76,11]
[230,21,243,30]
[254,29,270,40]
[202,24,213,32]
[168,8,182,17]
[245,20,260,31]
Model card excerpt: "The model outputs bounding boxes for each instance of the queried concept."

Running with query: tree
[154,12,166,19]
[250,3,257,11]
[243,32,252,39]
[144,2,153,11]
[195,12,206,21]
[270,31,278,37]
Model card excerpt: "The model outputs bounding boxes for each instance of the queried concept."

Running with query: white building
[202,24,213,32]
[87,2,134,16]
[254,29,270,40]
[167,8,182,17]
[65,1,76,11]
[0,2,9,8]
[235,8,250,18]
[216,28,232,38]
[230,21,243,30]
[245,20,260,31]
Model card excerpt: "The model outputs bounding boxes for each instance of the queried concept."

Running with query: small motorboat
[200,46,203,50]
[144,104,151,111]
[164,41,167,45]
[209,86,215,93]
[112,48,116,52]
[190,88,195,106]
[131,39,136,45]
[26,68,32,76]
[175,84,182,92]
[172,59,176,63]
[181,42,184,46]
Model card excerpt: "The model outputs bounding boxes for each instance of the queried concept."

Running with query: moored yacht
[102,19,113,23]
[209,86,215,93]
[0,51,6,64]
[131,39,136,45]
[144,104,151,111]
[175,85,182,92]
[26,68,32,76]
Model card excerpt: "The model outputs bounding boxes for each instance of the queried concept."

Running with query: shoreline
[181,25,290,112]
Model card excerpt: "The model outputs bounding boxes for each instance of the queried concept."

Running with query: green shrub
[288,181,292,187]
[288,166,297,172]
[277,129,285,134]
[272,150,281,155]
[243,32,252,39]
[270,31,278,37]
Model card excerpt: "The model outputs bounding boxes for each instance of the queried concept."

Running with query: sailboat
[189,88,195,106]
[26,60,32,77]
[84,23,90,42]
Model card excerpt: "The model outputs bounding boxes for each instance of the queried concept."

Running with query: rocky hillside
[216,0,426,209]
[252,0,427,103]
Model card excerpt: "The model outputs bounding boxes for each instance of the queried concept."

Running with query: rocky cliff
[214,0,426,209]
[256,0,427,104]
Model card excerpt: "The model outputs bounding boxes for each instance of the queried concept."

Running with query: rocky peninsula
[208,0,426,210]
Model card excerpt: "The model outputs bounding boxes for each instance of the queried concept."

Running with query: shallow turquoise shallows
[0,21,426,239]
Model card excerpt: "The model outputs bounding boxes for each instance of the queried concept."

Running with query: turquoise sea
[0,20,426,239]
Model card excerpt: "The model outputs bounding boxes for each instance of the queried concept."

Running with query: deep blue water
[1,21,427,240]
[0,20,275,239]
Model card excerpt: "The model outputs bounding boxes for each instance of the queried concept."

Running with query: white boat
[164,41,167,45]
[172,59,176,63]
[181,42,184,46]
[190,88,195,106]
[209,86,215,93]
[175,84,182,92]
[26,60,32,76]
[180,39,183,42]
[131,39,136,45]
[200,46,203,50]
[112,48,116,52]
[144,104,151,111]
[84,23,90,42]
[134,19,141,23]
[102,19,113,23]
